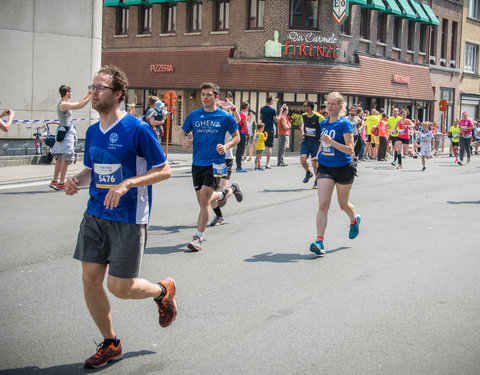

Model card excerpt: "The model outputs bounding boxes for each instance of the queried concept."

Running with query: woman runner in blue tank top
[310,92,361,255]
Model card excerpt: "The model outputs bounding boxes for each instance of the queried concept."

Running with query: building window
[468,0,479,19]
[139,5,152,34]
[377,13,387,43]
[429,25,437,58]
[359,8,370,40]
[188,1,202,32]
[393,17,402,48]
[215,0,230,31]
[248,0,265,29]
[440,19,448,60]
[340,5,352,36]
[407,21,415,51]
[163,3,176,33]
[419,24,427,53]
[116,6,129,35]
[464,43,478,73]
[289,0,319,30]
[451,21,457,64]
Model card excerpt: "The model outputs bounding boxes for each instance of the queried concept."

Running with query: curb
[0,159,190,188]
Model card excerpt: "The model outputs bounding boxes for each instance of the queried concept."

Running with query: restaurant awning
[380,0,402,15]
[420,2,440,26]
[364,0,386,11]
[409,0,429,23]
[102,49,435,101]
[104,0,127,6]
[396,0,417,19]
[349,0,367,5]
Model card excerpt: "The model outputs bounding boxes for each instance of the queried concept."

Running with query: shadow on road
[0,350,156,375]
[0,189,54,195]
[244,247,350,263]
[148,224,197,234]
[446,200,480,205]
[145,243,190,254]
[260,188,309,193]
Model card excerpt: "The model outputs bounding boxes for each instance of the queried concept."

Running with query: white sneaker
[187,236,202,251]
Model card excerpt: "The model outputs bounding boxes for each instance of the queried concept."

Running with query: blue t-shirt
[182,108,238,166]
[84,113,167,224]
[260,105,277,130]
[318,116,353,167]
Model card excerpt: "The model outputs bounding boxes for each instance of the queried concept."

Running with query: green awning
[396,0,417,19]
[124,0,149,4]
[104,0,127,6]
[350,0,367,5]
[149,0,190,2]
[380,0,401,15]
[409,0,429,22]
[420,2,440,26]
[364,0,386,11]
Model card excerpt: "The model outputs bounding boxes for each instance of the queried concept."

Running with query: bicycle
[26,122,56,163]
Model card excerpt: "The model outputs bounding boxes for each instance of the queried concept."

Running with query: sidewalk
[0,148,193,187]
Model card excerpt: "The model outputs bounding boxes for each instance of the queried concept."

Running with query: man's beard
[92,98,114,114]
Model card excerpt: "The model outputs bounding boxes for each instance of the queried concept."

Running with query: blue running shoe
[349,215,361,239]
[310,239,325,255]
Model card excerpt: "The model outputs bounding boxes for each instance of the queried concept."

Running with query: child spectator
[254,123,267,170]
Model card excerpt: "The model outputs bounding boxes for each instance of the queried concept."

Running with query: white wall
[0,0,102,140]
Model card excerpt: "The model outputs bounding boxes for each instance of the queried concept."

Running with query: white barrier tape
[12,118,99,124]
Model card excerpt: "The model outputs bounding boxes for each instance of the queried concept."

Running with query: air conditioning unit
[440,58,446,66]
[450,60,456,68]
[429,56,436,64]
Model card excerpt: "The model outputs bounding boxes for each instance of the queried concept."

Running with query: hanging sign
[333,0,349,25]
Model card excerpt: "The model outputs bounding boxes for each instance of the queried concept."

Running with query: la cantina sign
[150,64,174,73]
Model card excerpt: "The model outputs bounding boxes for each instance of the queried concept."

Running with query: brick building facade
[102,0,454,144]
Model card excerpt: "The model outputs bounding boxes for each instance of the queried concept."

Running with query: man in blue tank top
[65,65,177,369]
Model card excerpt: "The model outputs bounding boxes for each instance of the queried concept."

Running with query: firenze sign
[284,32,338,59]
[264,31,338,60]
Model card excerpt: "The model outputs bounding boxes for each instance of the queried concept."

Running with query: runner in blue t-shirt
[309,92,361,256]
[65,65,177,369]
[181,82,241,252]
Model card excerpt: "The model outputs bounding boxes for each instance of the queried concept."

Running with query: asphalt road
[0,154,479,375]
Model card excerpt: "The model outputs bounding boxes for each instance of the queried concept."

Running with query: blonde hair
[327,92,345,107]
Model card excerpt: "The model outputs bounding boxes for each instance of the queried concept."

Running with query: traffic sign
[163,90,177,106]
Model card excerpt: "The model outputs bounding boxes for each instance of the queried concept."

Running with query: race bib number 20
[94,163,123,189]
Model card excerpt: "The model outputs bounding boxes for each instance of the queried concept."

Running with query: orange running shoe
[155,278,177,327]
[84,339,123,368]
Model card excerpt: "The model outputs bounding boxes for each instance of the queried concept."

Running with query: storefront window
[116,5,129,35]
[215,0,230,31]
[289,0,318,30]
[163,3,176,33]
[377,13,386,43]
[393,17,402,48]
[440,88,454,131]
[248,0,265,30]
[188,1,202,32]
[139,5,152,34]
[360,8,370,40]
[464,43,478,73]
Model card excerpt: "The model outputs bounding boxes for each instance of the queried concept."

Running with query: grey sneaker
[187,235,202,251]
[217,186,229,208]
[303,170,313,183]
[210,216,224,226]
[230,183,243,202]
